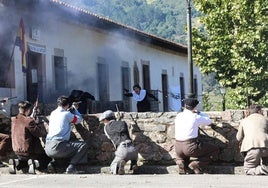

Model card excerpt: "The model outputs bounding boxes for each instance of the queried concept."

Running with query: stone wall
[64,110,258,166]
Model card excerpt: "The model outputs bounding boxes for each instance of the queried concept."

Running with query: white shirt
[175,109,212,141]
[46,106,82,141]
[132,89,146,101]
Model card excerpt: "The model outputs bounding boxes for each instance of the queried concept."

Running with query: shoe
[47,161,57,174]
[117,160,126,175]
[177,162,186,175]
[9,159,19,174]
[130,160,137,170]
[0,161,6,167]
[188,161,203,174]
[131,165,138,174]
[28,159,40,174]
[261,165,268,174]
[66,164,85,174]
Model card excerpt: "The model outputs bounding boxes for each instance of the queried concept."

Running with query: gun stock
[115,104,121,120]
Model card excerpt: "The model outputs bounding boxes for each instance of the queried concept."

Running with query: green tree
[193,0,268,108]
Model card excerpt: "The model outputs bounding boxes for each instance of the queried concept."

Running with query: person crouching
[99,110,138,175]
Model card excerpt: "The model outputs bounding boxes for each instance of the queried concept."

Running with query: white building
[0,0,202,114]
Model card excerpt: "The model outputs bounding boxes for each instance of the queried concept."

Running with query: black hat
[183,98,199,110]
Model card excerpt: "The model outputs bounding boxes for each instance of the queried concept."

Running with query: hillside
[61,0,200,45]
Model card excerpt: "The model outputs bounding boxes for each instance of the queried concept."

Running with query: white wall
[11,11,202,112]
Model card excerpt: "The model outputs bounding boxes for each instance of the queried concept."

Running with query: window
[133,61,139,85]
[180,75,185,100]
[97,57,109,101]
[54,56,67,92]
[142,63,150,90]
[0,52,15,88]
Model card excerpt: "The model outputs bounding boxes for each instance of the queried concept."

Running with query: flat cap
[99,110,115,121]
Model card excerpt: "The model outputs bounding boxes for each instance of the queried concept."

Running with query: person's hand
[193,110,200,114]
[2,97,8,103]
[210,123,217,130]
[72,102,79,109]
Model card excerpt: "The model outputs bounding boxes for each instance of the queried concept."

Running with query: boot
[117,160,126,175]
[66,164,85,174]
[28,159,40,174]
[47,160,57,173]
[188,161,203,174]
[9,159,19,174]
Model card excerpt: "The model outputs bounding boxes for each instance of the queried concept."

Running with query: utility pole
[186,0,194,98]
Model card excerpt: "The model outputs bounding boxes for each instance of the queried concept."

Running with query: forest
[62,0,268,110]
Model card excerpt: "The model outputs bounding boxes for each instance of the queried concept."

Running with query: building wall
[6,6,203,112]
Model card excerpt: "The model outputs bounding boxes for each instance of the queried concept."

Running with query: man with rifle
[9,100,51,174]
[45,95,88,174]
[99,110,138,175]
[0,97,14,167]
[174,98,219,174]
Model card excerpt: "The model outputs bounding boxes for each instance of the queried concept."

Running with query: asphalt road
[0,173,267,188]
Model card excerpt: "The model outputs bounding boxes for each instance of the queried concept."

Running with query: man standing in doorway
[124,84,159,112]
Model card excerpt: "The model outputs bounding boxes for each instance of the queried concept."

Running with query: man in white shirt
[174,98,219,174]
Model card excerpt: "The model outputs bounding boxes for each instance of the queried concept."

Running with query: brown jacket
[11,114,45,157]
[236,113,268,153]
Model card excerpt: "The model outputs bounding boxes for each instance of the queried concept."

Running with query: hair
[133,84,141,90]
[57,95,70,107]
[249,104,262,115]
[18,101,32,113]
[185,105,195,111]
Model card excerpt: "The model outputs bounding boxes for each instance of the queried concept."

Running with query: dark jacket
[11,114,45,157]
[104,120,131,147]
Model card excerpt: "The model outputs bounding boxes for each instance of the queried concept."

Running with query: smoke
[0,0,19,86]
[0,0,147,100]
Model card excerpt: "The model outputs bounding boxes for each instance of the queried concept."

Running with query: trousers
[110,140,138,174]
[243,148,268,175]
[175,138,219,168]
[0,133,12,156]
[45,140,88,165]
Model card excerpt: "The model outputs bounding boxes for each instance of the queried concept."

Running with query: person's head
[18,101,32,115]
[248,104,263,115]
[99,110,116,123]
[183,98,199,111]
[57,95,70,110]
[133,84,141,94]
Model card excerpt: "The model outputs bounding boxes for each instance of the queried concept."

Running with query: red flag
[15,18,27,72]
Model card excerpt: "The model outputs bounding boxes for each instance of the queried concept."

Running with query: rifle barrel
[0,96,17,103]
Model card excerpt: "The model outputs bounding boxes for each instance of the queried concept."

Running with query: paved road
[0,173,267,188]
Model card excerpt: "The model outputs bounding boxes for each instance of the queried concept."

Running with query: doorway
[26,52,44,103]
[161,73,168,112]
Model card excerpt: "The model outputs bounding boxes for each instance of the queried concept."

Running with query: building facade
[0,0,202,114]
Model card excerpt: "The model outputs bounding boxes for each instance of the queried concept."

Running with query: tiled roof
[50,0,187,54]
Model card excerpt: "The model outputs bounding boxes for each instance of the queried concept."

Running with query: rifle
[115,104,121,120]
[31,96,39,120]
[0,96,17,103]
[68,101,82,113]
